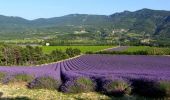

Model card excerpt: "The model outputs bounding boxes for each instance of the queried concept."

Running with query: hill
[0,8,170,46]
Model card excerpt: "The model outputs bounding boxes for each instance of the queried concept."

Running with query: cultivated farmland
[60,54,170,81]
[0,54,170,91]
[41,46,113,54]
[0,47,170,98]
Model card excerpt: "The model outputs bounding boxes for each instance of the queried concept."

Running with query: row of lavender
[61,54,170,81]
[0,63,61,82]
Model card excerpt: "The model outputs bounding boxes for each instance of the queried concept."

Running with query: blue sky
[0,0,170,19]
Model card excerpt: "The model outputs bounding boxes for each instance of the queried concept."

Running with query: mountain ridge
[1,8,169,20]
[0,8,170,40]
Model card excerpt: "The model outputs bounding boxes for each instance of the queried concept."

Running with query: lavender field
[0,46,169,97]
[63,55,170,81]
[0,54,170,82]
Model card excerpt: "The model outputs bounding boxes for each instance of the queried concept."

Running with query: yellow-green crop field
[41,46,114,54]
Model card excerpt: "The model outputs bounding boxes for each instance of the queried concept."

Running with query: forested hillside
[0,9,170,46]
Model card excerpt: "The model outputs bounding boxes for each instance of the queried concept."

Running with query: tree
[50,49,68,62]
[66,48,81,57]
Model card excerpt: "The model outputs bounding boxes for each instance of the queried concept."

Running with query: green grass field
[41,46,113,54]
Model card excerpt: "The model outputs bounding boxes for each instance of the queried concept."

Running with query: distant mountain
[0,15,32,34]
[110,8,170,37]
[32,14,112,27]
[0,8,170,39]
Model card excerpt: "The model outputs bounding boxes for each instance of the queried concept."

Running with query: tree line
[0,44,81,66]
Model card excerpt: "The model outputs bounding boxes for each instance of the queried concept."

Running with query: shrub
[28,76,60,90]
[0,72,5,83]
[73,48,81,55]
[10,73,34,83]
[61,77,96,93]
[50,49,68,61]
[66,48,75,57]
[76,77,95,90]
[102,80,131,97]
[85,51,93,54]
[66,48,81,57]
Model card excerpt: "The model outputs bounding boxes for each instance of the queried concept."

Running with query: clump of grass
[10,73,34,83]
[61,77,96,93]
[102,80,131,97]
[28,76,60,90]
[0,72,6,83]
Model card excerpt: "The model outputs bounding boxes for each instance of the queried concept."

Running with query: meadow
[41,46,113,54]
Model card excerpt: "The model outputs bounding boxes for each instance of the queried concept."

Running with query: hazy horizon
[0,0,170,20]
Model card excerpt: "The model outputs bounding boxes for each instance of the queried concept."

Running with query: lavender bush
[102,79,131,97]
[61,77,96,93]
[28,76,60,90]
